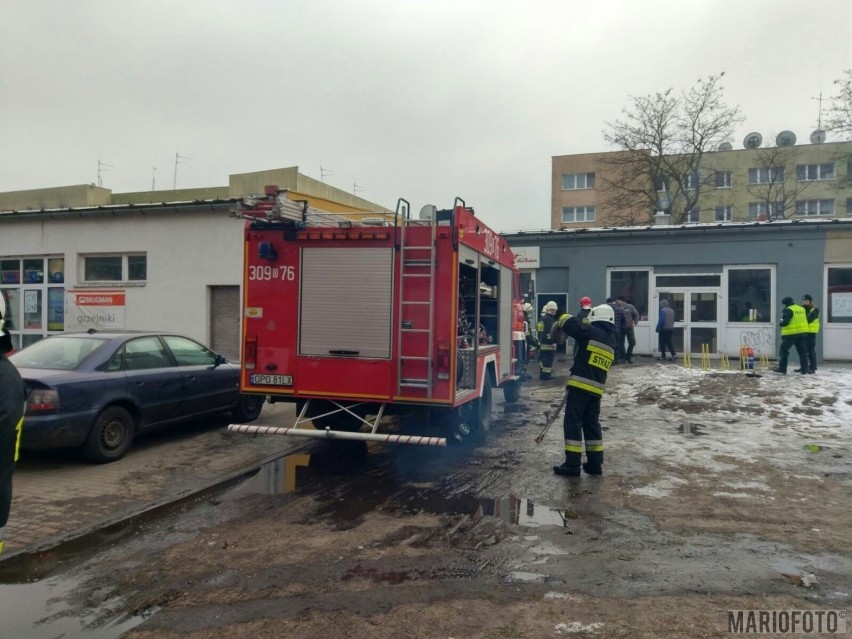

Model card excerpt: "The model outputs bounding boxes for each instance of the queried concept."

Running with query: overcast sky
[1,1,850,232]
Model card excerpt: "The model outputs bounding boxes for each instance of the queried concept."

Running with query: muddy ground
[40,360,852,637]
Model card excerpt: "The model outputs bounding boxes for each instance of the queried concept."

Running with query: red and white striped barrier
[228,423,447,447]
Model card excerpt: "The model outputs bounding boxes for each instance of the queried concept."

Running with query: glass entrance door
[657,290,719,356]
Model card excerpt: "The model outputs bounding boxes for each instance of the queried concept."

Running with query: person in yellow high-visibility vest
[773,296,809,375]
[799,294,820,374]
[0,315,26,557]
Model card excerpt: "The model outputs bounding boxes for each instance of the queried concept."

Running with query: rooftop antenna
[173,152,190,189]
[320,165,333,183]
[152,166,157,191]
[353,181,364,194]
[811,92,824,131]
[97,157,113,187]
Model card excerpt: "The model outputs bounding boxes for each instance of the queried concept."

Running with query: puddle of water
[677,423,707,436]
[0,574,145,639]
[231,447,573,530]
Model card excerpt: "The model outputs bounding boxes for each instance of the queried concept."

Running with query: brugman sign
[66,290,126,330]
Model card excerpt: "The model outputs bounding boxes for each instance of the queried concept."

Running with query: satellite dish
[718,142,733,152]
[810,129,827,144]
[776,131,796,147]
[743,132,763,149]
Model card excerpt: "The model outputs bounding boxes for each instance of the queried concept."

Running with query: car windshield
[9,336,110,370]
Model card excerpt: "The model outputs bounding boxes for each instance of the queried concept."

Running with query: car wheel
[82,406,136,463]
[234,393,265,422]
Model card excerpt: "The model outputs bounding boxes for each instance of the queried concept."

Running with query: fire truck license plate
[250,374,293,386]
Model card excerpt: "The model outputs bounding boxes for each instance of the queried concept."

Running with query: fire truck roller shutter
[300,247,394,358]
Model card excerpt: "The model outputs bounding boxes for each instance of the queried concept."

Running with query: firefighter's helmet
[589,304,615,325]
[543,301,558,314]
[522,303,533,313]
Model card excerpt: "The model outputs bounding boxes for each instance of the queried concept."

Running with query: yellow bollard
[721,353,730,370]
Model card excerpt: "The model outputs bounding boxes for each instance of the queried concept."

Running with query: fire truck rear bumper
[228,423,447,446]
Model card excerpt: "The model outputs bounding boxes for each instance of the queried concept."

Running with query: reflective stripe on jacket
[555,313,615,397]
[538,314,556,350]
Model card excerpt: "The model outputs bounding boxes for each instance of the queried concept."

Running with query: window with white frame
[827,266,852,323]
[561,206,595,223]
[714,205,732,222]
[748,201,784,219]
[82,253,147,283]
[561,172,595,190]
[795,199,834,216]
[686,208,700,223]
[747,167,784,184]
[714,171,732,188]
[795,163,835,181]
[684,172,699,190]
[653,176,670,192]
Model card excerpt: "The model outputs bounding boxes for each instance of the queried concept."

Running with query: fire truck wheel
[234,394,265,422]
[473,374,493,439]
[502,380,521,403]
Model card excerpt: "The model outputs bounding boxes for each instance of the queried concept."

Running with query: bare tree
[825,69,852,137]
[743,144,812,220]
[601,73,743,225]
[825,69,852,193]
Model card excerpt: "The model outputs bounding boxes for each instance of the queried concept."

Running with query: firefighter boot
[553,462,580,476]
[553,451,581,476]
[583,451,603,475]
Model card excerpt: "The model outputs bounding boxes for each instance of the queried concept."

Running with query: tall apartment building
[552,138,852,229]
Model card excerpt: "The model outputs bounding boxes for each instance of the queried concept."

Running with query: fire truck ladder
[397,206,437,397]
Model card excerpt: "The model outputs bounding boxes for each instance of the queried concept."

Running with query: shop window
[609,270,649,320]
[827,267,852,324]
[83,254,147,283]
[0,257,65,343]
[727,268,771,322]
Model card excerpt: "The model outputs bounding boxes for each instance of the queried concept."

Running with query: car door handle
[187,376,196,381]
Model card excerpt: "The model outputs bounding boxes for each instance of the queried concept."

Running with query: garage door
[210,285,240,362]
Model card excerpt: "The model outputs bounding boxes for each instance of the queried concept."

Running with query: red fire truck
[228,188,525,447]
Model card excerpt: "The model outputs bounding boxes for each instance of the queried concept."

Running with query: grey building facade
[504,218,852,363]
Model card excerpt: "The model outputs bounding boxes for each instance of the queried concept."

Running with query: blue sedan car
[10,331,264,463]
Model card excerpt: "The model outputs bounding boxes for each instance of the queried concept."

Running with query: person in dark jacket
[0,316,26,557]
[616,295,639,363]
[774,296,809,374]
[799,294,819,374]
[606,297,625,364]
[551,303,616,477]
[656,299,677,361]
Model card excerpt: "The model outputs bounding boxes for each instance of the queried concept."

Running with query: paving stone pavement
[2,402,301,560]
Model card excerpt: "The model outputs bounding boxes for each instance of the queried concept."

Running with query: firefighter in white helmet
[550,301,616,477]
[536,301,559,380]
